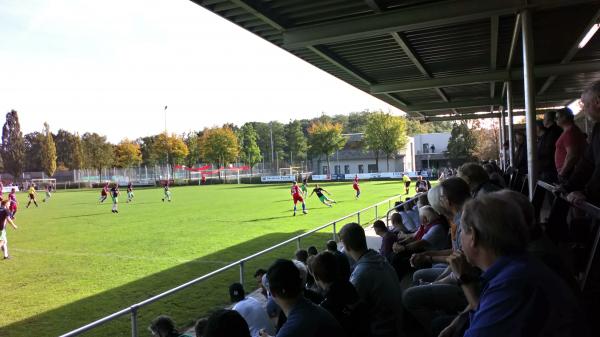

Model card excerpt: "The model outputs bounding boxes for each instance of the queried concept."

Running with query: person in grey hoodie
[339,222,403,337]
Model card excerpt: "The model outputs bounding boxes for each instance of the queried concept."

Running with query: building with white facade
[309,133,415,175]
[412,132,452,170]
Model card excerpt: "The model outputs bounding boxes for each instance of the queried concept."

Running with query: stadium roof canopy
[191,0,600,121]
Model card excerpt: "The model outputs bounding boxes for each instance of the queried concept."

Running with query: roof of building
[192,0,600,121]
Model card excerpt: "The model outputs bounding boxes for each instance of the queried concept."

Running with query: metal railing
[59,194,405,337]
[534,180,600,291]
[385,193,424,226]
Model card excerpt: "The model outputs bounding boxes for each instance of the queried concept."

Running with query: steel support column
[506,81,515,169]
[522,9,538,199]
[500,106,507,170]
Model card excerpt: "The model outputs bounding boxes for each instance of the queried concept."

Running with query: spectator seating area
[149,161,599,337]
[149,80,600,337]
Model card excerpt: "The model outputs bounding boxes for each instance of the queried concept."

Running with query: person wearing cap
[148,315,192,337]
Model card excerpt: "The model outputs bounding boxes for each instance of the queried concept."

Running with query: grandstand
[21,1,600,336]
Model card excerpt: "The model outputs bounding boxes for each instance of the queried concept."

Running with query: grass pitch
[1,181,416,336]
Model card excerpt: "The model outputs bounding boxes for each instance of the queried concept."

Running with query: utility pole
[164,105,169,180]
[270,122,274,173]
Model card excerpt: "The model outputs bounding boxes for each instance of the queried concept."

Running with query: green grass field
[1,181,417,336]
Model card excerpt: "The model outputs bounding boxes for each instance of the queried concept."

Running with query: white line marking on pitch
[12,248,229,265]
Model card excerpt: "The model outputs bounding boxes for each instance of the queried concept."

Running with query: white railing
[59,194,410,337]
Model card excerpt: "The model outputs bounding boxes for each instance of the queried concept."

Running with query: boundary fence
[59,193,420,337]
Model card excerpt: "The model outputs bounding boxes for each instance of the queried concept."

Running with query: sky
[0,0,402,143]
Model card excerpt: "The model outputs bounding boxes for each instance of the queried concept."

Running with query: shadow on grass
[51,212,108,220]
[1,231,334,337]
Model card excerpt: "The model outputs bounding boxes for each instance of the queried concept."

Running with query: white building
[309,133,415,175]
[412,132,452,170]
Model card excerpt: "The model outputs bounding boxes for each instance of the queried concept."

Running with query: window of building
[368,164,378,173]
[344,165,350,174]
[423,143,429,154]
[323,166,329,174]
[358,165,364,173]
[334,165,340,174]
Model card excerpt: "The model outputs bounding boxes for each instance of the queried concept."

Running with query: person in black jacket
[309,251,369,337]
[567,81,600,206]
[539,111,563,182]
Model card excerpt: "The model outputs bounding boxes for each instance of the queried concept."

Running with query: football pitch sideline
[0,181,411,336]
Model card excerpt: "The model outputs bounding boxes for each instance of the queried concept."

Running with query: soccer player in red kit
[8,188,18,219]
[290,181,307,216]
[353,175,361,199]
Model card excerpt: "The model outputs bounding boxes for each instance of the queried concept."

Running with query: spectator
[339,222,403,337]
[555,108,587,181]
[483,163,506,188]
[148,315,192,337]
[194,318,208,337]
[254,269,268,298]
[204,309,251,337]
[229,283,275,337]
[514,131,528,173]
[309,251,369,337]
[493,190,579,293]
[389,212,407,234]
[393,206,449,254]
[441,194,588,337]
[294,249,308,264]
[307,246,318,257]
[415,175,429,193]
[402,178,472,335]
[260,259,344,337]
[457,162,502,198]
[390,206,450,279]
[326,240,352,281]
[373,220,397,262]
[567,80,600,206]
[399,200,420,233]
[538,111,563,183]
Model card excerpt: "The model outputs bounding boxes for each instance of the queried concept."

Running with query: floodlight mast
[165,105,169,181]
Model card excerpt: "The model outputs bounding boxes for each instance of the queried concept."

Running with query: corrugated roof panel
[544,72,600,98]
[442,83,490,100]
[193,0,600,119]
[404,19,490,77]
[396,89,447,104]
[326,35,426,83]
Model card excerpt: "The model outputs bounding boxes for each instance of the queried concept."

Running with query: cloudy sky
[0,0,403,142]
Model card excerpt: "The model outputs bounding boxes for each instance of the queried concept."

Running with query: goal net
[29,178,57,191]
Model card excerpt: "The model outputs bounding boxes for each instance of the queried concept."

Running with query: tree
[238,123,262,174]
[251,122,271,164]
[406,119,454,136]
[346,111,370,133]
[40,122,57,177]
[54,130,83,170]
[271,121,286,168]
[307,121,346,174]
[71,133,84,170]
[199,127,239,179]
[364,112,409,171]
[114,139,142,168]
[472,120,500,161]
[184,132,202,167]
[151,133,190,167]
[284,120,307,165]
[447,122,477,165]
[138,135,159,166]
[24,132,43,172]
[1,110,25,179]
[81,132,114,181]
